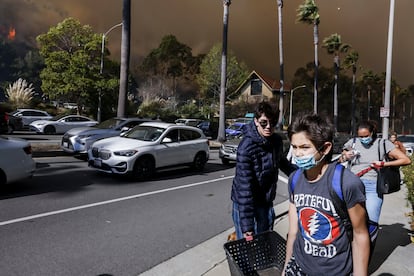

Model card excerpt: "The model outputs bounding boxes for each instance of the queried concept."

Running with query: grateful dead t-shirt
[288,163,366,275]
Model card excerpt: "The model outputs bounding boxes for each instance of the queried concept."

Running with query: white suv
[88,122,210,180]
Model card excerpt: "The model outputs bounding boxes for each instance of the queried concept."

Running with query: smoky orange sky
[2,0,413,87]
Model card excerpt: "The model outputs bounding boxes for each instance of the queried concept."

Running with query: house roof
[234,70,291,95]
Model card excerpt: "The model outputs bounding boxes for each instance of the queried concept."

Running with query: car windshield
[228,124,244,130]
[95,118,125,129]
[51,114,67,121]
[123,125,166,141]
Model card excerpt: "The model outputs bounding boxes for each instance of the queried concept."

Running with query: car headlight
[113,150,138,157]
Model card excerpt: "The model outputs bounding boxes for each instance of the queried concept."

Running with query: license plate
[63,142,68,148]
[94,159,102,167]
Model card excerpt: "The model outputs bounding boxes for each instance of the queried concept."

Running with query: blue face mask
[359,136,373,146]
[293,152,325,170]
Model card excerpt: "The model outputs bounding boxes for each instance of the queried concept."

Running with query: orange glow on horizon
[8,27,16,40]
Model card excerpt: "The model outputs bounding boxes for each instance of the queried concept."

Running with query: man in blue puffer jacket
[231,102,297,239]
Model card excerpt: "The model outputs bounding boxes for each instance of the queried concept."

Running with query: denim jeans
[362,178,383,223]
[232,202,275,239]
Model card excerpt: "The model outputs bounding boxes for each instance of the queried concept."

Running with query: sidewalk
[140,185,413,276]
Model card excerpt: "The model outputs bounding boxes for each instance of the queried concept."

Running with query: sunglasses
[258,120,276,128]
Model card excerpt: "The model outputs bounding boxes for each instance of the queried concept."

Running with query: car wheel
[44,125,56,134]
[221,158,230,165]
[132,156,155,181]
[192,152,207,171]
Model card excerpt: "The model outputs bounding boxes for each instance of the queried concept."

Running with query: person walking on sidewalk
[283,113,370,276]
[231,101,296,240]
[338,121,411,250]
[389,132,407,155]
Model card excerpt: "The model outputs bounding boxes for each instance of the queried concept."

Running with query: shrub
[5,78,35,108]
[401,154,414,234]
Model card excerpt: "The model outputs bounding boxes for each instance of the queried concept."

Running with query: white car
[399,135,414,156]
[88,122,210,180]
[30,115,98,134]
[0,136,36,185]
[10,109,53,128]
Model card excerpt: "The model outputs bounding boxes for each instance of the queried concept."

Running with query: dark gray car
[219,131,290,165]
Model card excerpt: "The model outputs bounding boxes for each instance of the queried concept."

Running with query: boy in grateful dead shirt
[282,113,370,276]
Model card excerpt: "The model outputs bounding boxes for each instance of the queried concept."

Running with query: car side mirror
[162,137,172,143]
[120,127,130,134]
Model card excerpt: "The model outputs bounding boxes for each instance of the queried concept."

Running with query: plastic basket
[223,231,286,276]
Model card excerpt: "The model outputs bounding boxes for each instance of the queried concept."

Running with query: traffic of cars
[88,122,210,180]
[61,117,155,156]
[0,136,36,185]
[2,106,413,186]
[30,114,98,134]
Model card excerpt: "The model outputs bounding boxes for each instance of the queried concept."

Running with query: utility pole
[382,0,395,138]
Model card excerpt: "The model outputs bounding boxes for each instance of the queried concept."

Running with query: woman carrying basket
[283,113,370,276]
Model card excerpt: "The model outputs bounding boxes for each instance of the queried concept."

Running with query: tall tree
[37,18,119,116]
[37,18,99,107]
[322,33,351,131]
[297,0,320,114]
[343,50,359,135]
[140,35,194,97]
[276,0,285,129]
[117,0,131,117]
[196,43,248,106]
[361,70,380,121]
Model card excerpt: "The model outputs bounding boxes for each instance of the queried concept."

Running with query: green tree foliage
[36,18,119,117]
[196,43,249,105]
[139,35,201,102]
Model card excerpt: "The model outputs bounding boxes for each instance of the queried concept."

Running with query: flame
[8,27,16,40]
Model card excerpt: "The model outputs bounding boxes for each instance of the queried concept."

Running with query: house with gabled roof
[234,70,286,103]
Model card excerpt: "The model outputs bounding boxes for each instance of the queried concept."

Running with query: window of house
[251,79,262,95]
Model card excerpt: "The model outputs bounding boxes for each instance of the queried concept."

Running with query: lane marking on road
[0,175,234,226]
[0,175,289,227]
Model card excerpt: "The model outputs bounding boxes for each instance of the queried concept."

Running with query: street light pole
[289,85,306,125]
[382,0,395,138]
[98,22,122,123]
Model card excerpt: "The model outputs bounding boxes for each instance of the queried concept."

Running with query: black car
[0,108,23,134]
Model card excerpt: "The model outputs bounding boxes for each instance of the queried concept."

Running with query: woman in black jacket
[231,102,297,239]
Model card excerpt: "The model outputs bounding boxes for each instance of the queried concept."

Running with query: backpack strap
[290,168,302,194]
[329,164,353,241]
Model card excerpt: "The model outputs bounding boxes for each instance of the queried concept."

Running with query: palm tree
[277,0,285,129]
[297,0,320,114]
[343,50,359,135]
[322,33,351,131]
[117,0,131,117]
[218,0,231,143]
[361,70,380,120]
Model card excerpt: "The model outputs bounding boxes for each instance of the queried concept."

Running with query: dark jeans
[232,202,275,239]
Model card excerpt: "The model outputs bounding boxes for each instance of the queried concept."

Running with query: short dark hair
[287,113,334,161]
[254,102,278,123]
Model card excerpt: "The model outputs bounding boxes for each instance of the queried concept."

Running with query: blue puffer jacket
[231,121,296,233]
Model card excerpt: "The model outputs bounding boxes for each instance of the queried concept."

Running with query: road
[0,150,290,276]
